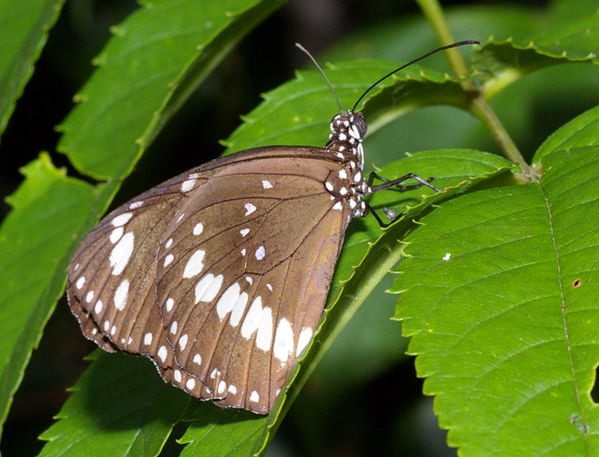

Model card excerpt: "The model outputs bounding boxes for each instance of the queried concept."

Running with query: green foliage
[0,0,598,456]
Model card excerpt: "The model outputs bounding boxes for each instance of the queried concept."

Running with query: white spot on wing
[262,179,273,189]
[186,378,196,390]
[193,222,204,236]
[193,353,202,365]
[229,292,248,327]
[110,227,124,244]
[244,203,256,216]
[179,334,188,351]
[216,283,241,321]
[228,385,237,395]
[129,201,144,209]
[274,318,295,363]
[85,290,94,303]
[256,306,273,351]
[240,228,250,237]
[163,253,174,267]
[94,300,103,314]
[255,245,265,260]
[296,327,313,356]
[241,296,265,340]
[111,212,133,227]
[76,276,86,290]
[338,169,348,179]
[332,201,343,211]
[218,380,226,394]
[170,321,178,335]
[113,279,129,311]
[174,370,182,382]
[250,391,259,403]
[165,238,173,249]
[183,249,205,278]
[181,179,196,192]
[158,346,168,362]
[109,232,135,275]
[194,273,223,303]
[165,297,174,312]
[144,333,153,345]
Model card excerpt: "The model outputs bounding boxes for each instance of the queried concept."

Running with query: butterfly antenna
[352,40,480,112]
[295,42,343,113]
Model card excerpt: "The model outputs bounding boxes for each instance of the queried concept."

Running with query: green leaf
[38,351,189,457]
[534,104,599,163]
[178,409,266,457]
[392,148,599,456]
[0,0,65,141]
[0,154,97,435]
[59,0,286,180]
[475,0,599,98]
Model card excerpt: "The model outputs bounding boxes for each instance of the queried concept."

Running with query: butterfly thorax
[324,110,370,218]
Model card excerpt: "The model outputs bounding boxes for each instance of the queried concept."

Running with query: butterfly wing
[155,150,351,413]
[67,147,352,414]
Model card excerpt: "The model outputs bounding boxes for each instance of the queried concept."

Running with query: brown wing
[67,147,352,414]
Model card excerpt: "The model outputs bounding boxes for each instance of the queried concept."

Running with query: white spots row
[85,290,94,303]
[266,283,273,293]
[250,391,260,403]
[193,353,202,365]
[245,276,253,286]
[76,276,86,290]
[109,232,134,275]
[183,249,205,278]
[94,300,103,315]
[261,179,273,189]
[240,228,250,237]
[186,378,196,390]
[113,279,129,311]
[228,384,237,395]
[216,282,249,322]
[174,369,182,382]
[170,321,178,335]
[164,253,174,267]
[103,320,110,331]
[241,248,246,257]
[165,238,173,249]
[193,222,204,236]
[255,245,266,261]
[129,201,144,210]
[325,181,334,192]
[194,273,223,304]
[332,201,343,211]
[210,368,221,379]
[110,227,123,244]
[244,203,256,216]
[144,332,153,345]
[111,212,133,227]
[338,169,347,179]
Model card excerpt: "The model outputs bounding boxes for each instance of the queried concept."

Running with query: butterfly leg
[365,172,441,228]
[367,172,440,192]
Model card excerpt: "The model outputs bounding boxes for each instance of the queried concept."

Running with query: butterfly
[66,41,476,414]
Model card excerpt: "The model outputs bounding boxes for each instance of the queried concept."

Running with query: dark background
[0,0,581,455]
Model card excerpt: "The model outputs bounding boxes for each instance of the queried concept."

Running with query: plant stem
[416,0,533,177]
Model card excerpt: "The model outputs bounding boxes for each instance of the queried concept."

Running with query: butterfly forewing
[154,150,351,412]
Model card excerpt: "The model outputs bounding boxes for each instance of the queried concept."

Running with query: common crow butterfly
[67,40,478,414]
